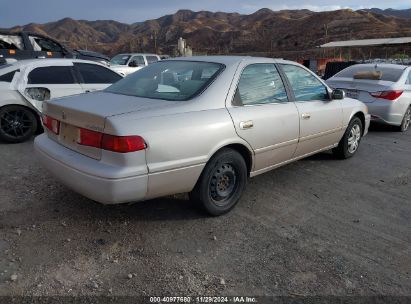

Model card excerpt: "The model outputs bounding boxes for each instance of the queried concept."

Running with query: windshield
[334,65,405,82]
[105,60,224,101]
[110,55,131,65]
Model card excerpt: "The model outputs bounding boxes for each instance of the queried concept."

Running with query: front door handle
[301,113,311,119]
[239,120,254,130]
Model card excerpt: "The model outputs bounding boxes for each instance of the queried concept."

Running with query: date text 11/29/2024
[149,296,257,303]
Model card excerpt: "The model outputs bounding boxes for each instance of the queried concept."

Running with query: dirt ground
[0,125,410,298]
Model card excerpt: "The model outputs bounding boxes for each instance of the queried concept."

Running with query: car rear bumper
[367,102,406,126]
[34,134,148,204]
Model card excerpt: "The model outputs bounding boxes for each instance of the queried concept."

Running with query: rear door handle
[301,113,311,119]
[239,120,254,129]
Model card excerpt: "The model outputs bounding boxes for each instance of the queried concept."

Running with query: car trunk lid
[326,78,394,103]
[44,91,177,159]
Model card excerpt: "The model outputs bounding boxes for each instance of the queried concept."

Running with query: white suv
[109,53,161,76]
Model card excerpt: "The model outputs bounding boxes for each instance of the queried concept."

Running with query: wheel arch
[351,111,366,135]
[0,103,42,133]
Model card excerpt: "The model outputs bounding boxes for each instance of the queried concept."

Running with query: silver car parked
[327,63,411,132]
[34,56,370,215]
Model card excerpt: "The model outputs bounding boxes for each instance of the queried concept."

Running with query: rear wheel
[189,149,247,216]
[0,105,38,143]
[399,106,411,132]
[333,117,363,159]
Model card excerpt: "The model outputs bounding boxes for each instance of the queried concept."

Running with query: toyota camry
[34,56,370,215]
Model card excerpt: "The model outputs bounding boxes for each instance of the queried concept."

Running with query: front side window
[106,60,224,101]
[281,64,328,102]
[110,55,131,65]
[146,56,159,64]
[75,63,122,84]
[28,66,74,84]
[235,64,288,106]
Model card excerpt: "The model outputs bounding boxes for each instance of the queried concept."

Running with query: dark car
[0,31,109,65]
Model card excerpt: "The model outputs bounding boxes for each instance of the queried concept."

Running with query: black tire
[399,106,411,132]
[0,105,38,143]
[189,148,248,216]
[333,117,363,159]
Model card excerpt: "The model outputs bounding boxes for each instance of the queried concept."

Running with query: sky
[0,0,410,27]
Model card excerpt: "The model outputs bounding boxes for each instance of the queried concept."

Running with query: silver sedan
[34,56,370,215]
[327,63,411,132]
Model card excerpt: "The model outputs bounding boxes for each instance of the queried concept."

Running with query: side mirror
[332,89,345,100]
[128,61,138,67]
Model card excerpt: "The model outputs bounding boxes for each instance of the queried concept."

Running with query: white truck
[109,53,161,76]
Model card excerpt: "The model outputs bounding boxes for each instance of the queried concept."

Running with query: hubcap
[0,109,33,139]
[403,108,411,131]
[347,124,361,154]
[209,163,237,205]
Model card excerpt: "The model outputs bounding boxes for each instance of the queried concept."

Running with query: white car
[327,64,411,132]
[0,59,123,142]
[109,53,161,76]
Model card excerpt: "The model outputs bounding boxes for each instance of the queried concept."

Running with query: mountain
[361,8,411,19]
[2,8,411,58]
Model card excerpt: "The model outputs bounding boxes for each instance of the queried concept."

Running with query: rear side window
[334,65,405,82]
[75,63,122,84]
[281,64,328,102]
[0,34,23,50]
[235,64,288,105]
[146,56,159,64]
[130,56,145,66]
[28,66,75,84]
[0,70,17,82]
[407,71,411,85]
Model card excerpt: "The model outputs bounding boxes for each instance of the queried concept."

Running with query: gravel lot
[0,125,410,297]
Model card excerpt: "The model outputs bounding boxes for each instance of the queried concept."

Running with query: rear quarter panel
[105,108,252,198]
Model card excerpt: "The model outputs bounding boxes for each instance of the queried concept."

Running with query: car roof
[165,56,294,67]
[113,53,159,57]
[7,58,107,68]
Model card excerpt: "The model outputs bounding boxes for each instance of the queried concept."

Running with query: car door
[74,62,123,93]
[279,63,343,157]
[22,65,83,111]
[227,63,299,173]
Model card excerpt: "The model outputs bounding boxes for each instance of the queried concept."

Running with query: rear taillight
[370,90,403,101]
[77,128,146,153]
[42,115,60,135]
[101,134,146,153]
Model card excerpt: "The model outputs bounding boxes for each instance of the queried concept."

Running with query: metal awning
[319,37,411,48]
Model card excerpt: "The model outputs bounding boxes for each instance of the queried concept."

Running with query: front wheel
[0,105,38,143]
[189,149,248,216]
[399,106,411,132]
[333,117,363,159]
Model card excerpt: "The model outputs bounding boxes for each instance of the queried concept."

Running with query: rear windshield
[105,60,224,101]
[334,65,405,82]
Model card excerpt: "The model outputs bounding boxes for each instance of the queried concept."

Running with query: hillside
[362,8,411,19]
[2,8,411,57]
